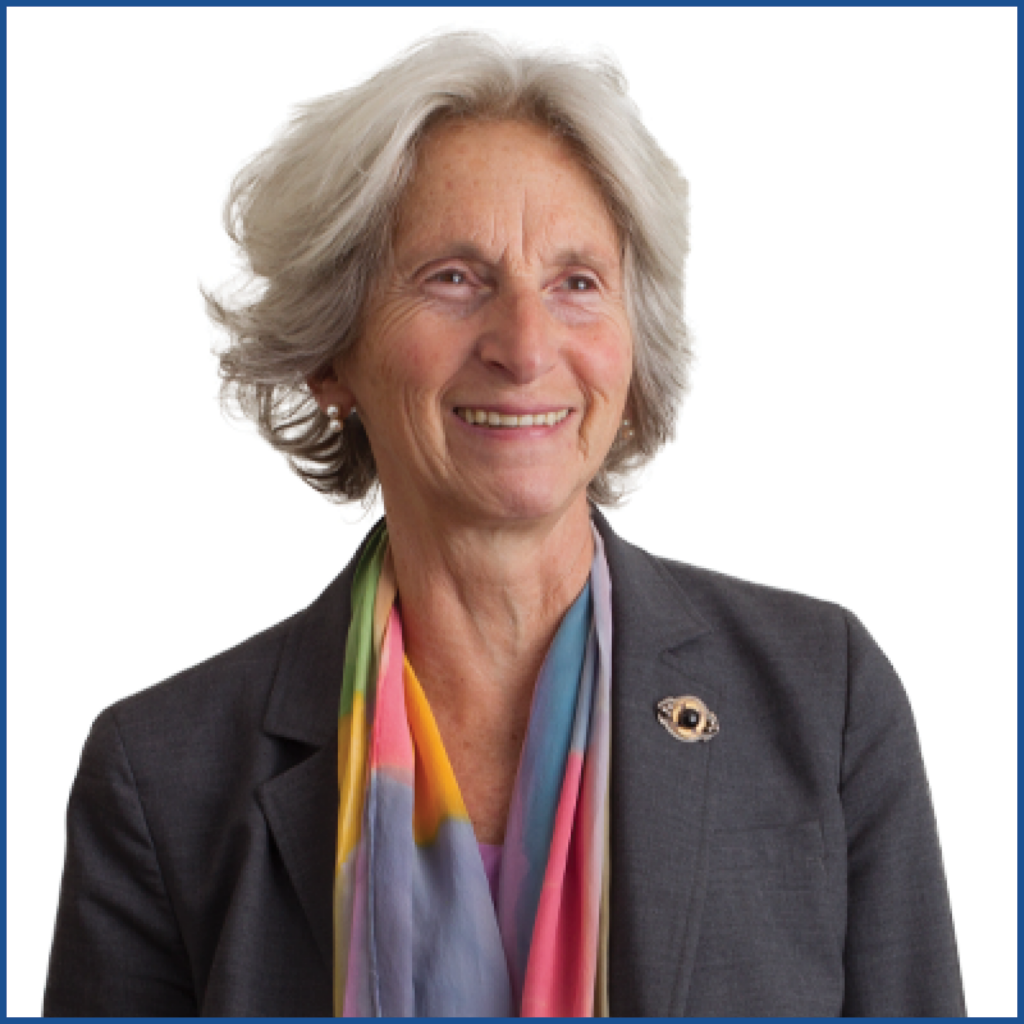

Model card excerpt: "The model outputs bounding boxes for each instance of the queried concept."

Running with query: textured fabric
[43,510,966,1017]
[333,523,612,1016]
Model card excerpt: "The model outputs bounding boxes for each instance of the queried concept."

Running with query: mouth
[454,407,571,429]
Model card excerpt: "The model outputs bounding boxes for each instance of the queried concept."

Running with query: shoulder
[76,609,310,815]
[81,529,369,787]
[639,544,853,658]
[628,544,909,736]
[643,548,915,746]
[595,513,868,714]
[100,611,301,743]
[655,555,901,697]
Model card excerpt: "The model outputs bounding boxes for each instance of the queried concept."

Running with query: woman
[44,33,964,1017]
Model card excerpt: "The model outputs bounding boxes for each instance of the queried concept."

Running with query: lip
[451,404,574,416]
[450,406,574,438]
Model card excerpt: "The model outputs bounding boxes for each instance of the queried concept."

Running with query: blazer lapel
[256,740,338,971]
[594,510,718,1017]
[256,530,373,972]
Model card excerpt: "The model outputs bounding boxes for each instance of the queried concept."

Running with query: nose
[476,284,558,386]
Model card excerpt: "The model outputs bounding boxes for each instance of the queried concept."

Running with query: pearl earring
[327,405,343,433]
[620,418,635,441]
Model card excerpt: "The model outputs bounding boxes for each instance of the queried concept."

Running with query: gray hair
[207,31,691,506]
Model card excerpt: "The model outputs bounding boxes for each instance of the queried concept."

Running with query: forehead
[394,119,621,263]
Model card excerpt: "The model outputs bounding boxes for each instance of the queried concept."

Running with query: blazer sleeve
[43,707,197,1016]
[839,612,966,1017]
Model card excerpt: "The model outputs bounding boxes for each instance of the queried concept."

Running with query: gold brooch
[657,695,719,743]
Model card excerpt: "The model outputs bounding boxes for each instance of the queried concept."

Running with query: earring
[620,418,635,441]
[327,405,343,433]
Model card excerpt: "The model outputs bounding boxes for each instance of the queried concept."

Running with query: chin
[472,472,586,524]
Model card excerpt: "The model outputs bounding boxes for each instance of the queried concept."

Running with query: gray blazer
[44,512,965,1016]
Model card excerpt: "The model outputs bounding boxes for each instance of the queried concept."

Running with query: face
[323,119,633,527]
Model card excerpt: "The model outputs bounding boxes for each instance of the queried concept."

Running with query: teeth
[458,408,570,428]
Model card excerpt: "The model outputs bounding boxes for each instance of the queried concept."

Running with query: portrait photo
[8,6,1015,1016]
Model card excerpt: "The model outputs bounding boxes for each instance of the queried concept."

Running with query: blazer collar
[260,511,718,1012]
[261,525,378,747]
[591,507,710,655]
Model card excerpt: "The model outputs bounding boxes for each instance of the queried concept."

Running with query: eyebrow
[399,240,620,275]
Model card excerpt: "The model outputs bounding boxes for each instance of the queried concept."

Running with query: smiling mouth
[455,408,571,428]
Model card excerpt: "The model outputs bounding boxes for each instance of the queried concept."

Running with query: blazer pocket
[692,819,842,1015]
[711,819,825,888]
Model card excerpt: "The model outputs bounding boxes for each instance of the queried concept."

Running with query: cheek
[377,341,433,396]
[362,308,458,402]
[581,326,633,403]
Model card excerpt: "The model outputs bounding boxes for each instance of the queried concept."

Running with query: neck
[383,495,595,725]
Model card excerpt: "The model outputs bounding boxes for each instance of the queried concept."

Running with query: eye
[429,268,468,286]
[563,274,598,292]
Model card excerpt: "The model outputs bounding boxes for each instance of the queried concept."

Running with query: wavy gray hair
[207,31,691,505]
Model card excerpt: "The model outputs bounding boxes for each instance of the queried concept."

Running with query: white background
[8,7,1016,1016]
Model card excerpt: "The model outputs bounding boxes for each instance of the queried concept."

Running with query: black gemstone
[680,708,701,729]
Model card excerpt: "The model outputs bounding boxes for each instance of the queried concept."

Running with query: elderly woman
[44,33,964,1018]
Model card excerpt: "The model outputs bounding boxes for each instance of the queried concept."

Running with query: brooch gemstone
[656,695,719,743]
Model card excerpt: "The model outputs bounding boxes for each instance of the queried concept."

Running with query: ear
[306,362,356,416]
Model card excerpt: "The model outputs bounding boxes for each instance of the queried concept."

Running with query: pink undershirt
[478,842,503,906]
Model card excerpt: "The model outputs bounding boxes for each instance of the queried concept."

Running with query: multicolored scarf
[334,522,612,1016]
